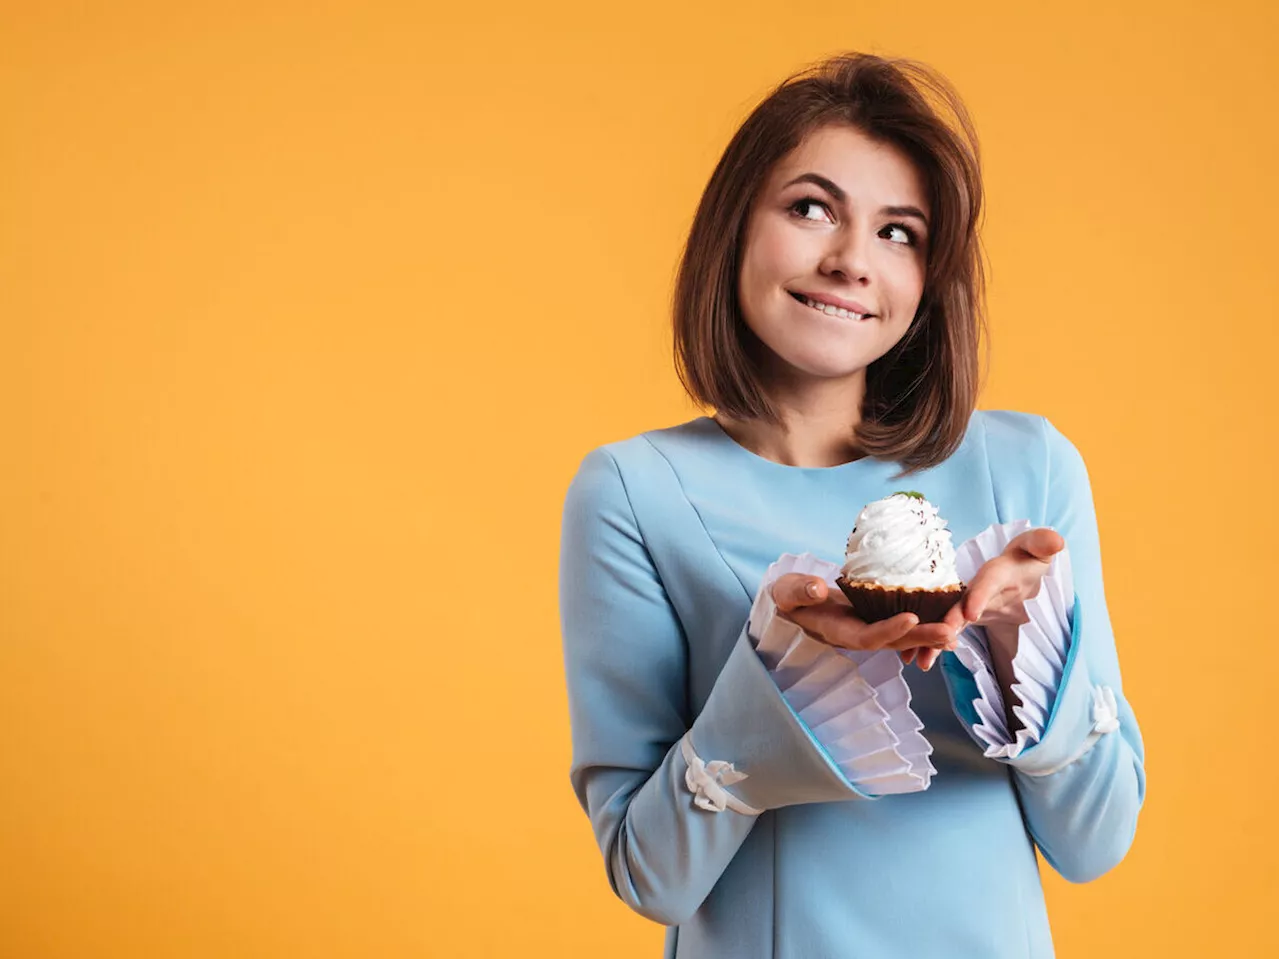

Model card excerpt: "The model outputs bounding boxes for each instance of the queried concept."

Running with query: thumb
[1019,528,1065,562]
[772,573,829,612]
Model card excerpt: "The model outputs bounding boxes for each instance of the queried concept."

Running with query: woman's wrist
[984,623,1021,732]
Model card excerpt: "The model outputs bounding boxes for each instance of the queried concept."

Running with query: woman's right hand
[770,573,958,667]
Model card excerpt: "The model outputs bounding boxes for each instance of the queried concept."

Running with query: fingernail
[805,581,822,599]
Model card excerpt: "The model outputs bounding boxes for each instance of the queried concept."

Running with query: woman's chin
[777,352,874,381]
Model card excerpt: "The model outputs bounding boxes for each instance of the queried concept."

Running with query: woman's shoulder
[565,416,713,498]
[573,416,719,472]
[971,408,1048,443]
[968,408,1087,477]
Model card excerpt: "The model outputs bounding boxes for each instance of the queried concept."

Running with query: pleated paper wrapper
[748,552,935,795]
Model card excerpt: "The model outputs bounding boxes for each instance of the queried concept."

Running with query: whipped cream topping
[841,493,961,588]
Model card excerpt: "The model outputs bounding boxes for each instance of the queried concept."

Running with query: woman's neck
[713,385,866,468]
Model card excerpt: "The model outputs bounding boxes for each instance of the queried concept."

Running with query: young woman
[558,52,1145,958]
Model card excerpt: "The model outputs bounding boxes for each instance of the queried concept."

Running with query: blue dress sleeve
[941,417,1147,883]
[948,519,1073,757]
[559,447,867,926]
[748,552,935,795]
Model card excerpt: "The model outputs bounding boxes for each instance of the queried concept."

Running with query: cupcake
[834,491,965,624]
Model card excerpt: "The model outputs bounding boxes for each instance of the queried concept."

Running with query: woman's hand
[952,527,1065,627]
[913,527,1067,672]
[770,574,959,658]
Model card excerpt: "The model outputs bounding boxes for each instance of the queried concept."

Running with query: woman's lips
[789,290,875,318]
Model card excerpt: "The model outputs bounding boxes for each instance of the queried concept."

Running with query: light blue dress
[558,410,1146,958]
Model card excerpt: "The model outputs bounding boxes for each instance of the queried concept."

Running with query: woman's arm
[559,447,869,926]
[942,418,1147,883]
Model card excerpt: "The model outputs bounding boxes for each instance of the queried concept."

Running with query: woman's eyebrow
[782,172,930,229]
[882,205,930,230]
[783,172,849,201]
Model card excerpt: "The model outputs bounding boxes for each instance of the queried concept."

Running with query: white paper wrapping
[748,553,935,795]
[951,520,1074,759]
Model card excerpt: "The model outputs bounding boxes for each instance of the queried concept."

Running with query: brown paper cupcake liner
[835,575,965,625]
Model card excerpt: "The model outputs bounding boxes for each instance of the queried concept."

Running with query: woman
[558,52,1145,958]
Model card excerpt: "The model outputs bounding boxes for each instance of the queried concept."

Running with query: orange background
[2,1,1276,956]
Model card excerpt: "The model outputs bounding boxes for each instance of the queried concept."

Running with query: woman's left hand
[908,528,1066,671]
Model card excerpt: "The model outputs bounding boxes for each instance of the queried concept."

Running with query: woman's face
[737,123,931,388]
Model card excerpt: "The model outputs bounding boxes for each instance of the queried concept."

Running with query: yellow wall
[2,1,1275,955]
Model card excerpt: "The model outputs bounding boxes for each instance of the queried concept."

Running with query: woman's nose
[822,229,872,283]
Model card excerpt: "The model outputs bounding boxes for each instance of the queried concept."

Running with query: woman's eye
[882,223,916,246]
[789,197,830,222]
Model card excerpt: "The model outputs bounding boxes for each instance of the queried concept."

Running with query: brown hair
[671,52,988,475]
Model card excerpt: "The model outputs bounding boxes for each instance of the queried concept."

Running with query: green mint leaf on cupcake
[893,490,925,500]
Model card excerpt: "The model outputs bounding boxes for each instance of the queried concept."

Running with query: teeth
[801,295,868,320]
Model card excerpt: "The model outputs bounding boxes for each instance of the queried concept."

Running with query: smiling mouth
[788,290,874,319]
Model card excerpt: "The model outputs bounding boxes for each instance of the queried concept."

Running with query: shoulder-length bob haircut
[672,52,987,475]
